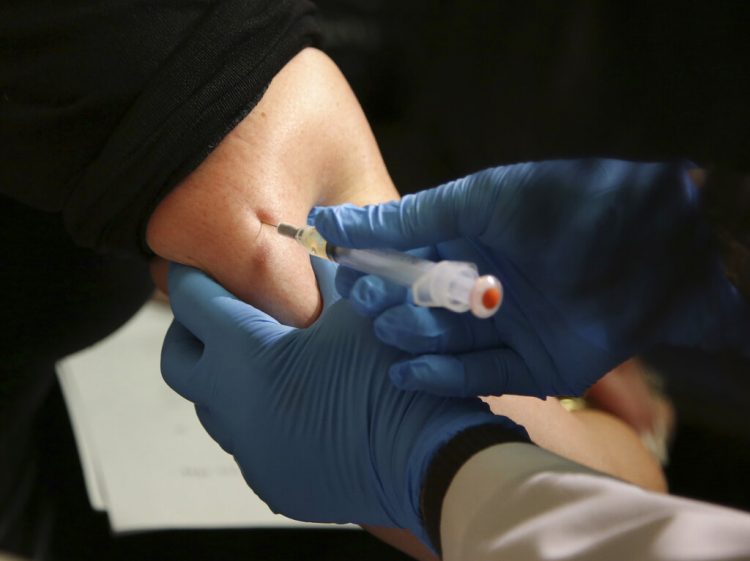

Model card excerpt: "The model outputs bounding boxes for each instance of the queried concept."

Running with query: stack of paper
[57,300,348,533]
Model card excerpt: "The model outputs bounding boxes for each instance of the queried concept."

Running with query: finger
[169,263,292,349]
[349,275,410,317]
[167,263,239,343]
[161,320,210,403]
[313,168,509,249]
[372,306,500,353]
[389,350,543,398]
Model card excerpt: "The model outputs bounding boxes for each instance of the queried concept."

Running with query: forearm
[368,393,665,561]
[146,47,397,325]
[439,443,750,561]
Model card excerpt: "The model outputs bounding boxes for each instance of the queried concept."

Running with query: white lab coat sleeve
[440,442,750,561]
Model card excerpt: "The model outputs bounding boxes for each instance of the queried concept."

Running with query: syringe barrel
[330,246,434,286]
[278,224,501,317]
[333,246,481,314]
[411,261,478,313]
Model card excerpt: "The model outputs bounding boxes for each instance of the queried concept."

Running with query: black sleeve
[0,0,319,256]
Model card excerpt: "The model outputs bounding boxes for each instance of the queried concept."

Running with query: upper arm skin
[146,47,397,326]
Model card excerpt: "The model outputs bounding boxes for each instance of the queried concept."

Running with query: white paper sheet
[57,300,349,533]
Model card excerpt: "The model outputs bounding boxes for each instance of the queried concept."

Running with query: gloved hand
[161,263,525,547]
[314,159,750,398]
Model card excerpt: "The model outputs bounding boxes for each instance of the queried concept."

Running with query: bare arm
[146,47,397,326]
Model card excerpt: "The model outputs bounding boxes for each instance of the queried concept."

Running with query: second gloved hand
[315,159,750,398]
[161,263,524,547]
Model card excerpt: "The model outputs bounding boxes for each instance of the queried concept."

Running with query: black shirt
[1,0,319,255]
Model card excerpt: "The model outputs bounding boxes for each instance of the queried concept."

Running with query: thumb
[168,263,292,346]
[161,320,210,403]
[313,167,511,250]
[167,263,239,344]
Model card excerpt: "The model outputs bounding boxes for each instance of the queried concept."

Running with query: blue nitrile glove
[161,263,525,547]
[314,159,750,398]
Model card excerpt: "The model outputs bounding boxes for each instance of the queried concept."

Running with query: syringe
[273,223,503,318]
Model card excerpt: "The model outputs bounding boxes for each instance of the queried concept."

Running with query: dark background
[317,0,750,519]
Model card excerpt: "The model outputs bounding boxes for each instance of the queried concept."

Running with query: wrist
[404,415,530,551]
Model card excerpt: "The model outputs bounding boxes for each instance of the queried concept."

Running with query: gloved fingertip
[350,276,391,316]
[306,206,323,225]
[313,204,359,242]
[166,262,191,295]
